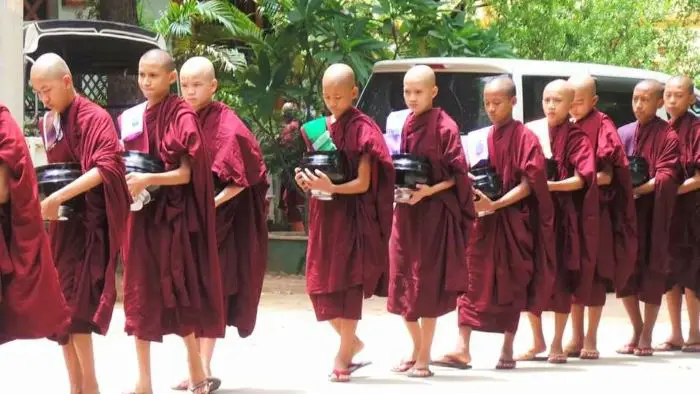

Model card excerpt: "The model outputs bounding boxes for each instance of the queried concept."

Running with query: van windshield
[357,72,501,135]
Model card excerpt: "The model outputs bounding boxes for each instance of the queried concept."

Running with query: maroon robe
[458,120,556,333]
[0,105,70,344]
[38,96,130,343]
[387,109,475,321]
[197,101,268,338]
[575,109,637,306]
[120,95,224,341]
[617,117,680,305]
[301,107,395,321]
[278,120,304,224]
[668,112,700,293]
[546,121,598,314]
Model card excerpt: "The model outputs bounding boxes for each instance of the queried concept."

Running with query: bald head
[667,75,695,95]
[568,75,599,121]
[544,79,575,102]
[543,79,575,126]
[30,53,72,81]
[485,76,516,98]
[636,79,664,100]
[321,63,358,119]
[404,65,436,87]
[180,56,215,82]
[568,75,597,96]
[633,79,664,124]
[140,49,176,72]
[664,75,695,119]
[322,63,356,89]
[403,65,438,115]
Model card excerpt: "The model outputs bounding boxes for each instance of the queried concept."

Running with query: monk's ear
[168,70,177,85]
[210,78,218,95]
[431,85,438,100]
[592,95,599,107]
[656,97,665,109]
[510,95,518,107]
[62,74,73,89]
[351,86,359,100]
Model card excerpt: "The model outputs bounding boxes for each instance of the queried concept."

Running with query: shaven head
[180,56,217,112]
[321,63,358,120]
[632,80,664,125]
[664,75,695,120]
[29,53,76,113]
[542,79,575,127]
[483,76,517,126]
[568,74,598,121]
[138,49,177,105]
[403,65,438,116]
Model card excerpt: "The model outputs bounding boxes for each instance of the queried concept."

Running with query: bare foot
[391,360,416,373]
[564,340,583,357]
[654,337,683,351]
[514,345,547,361]
[431,351,472,369]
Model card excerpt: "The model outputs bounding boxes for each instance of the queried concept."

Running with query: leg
[566,304,585,356]
[581,306,603,359]
[496,332,516,369]
[433,325,472,368]
[329,319,364,357]
[329,318,358,382]
[132,338,153,394]
[407,318,436,377]
[635,302,661,356]
[547,313,568,364]
[656,286,684,350]
[72,334,99,394]
[682,288,700,351]
[183,333,208,391]
[61,338,83,394]
[515,312,547,361]
[392,319,420,372]
[198,338,216,377]
[618,296,643,354]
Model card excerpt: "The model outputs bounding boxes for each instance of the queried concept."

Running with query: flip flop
[172,377,220,392]
[634,347,654,357]
[495,359,516,370]
[207,377,222,392]
[547,353,567,364]
[681,342,700,353]
[430,355,472,370]
[391,360,416,373]
[407,367,434,378]
[653,341,682,352]
[580,349,600,360]
[564,347,582,358]
[514,349,548,361]
[348,361,372,374]
[172,379,189,391]
[616,343,637,355]
[329,369,351,383]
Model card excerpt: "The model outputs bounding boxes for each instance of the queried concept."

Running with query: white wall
[0,0,24,123]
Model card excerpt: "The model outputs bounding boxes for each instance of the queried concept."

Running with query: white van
[357,57,700,134]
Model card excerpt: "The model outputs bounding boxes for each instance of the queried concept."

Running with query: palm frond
[198,0,264,42]
[195,43,248,74]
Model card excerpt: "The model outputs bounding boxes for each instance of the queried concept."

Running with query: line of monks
[0,48,698,393]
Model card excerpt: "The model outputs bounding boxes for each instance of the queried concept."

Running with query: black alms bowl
[628,155,650,187]
[392,154,431,189]
[35,162,85,217]
[546,158,559,181]
[300,151,346,183]
[122,151,165,192]
[471,163,503,200]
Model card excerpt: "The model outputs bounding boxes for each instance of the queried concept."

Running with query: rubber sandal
[580,349,600,360]
[634,347,653,357]
[515,349,548,361]
[349,361,372,374]
[547,353,567,364]
[407,367,434,378]
[681,342,700,353]
[495,359,516,369]
[329,369,351,383]
[430,355,472,370]
[616,343,637,355]
[391,360,416,373]
[653,341,682,352]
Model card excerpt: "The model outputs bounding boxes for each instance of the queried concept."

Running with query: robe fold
[120,95,224,341]
[387,108,475,321]
[575,109,637,305]
[458,120,556,333]
[546,121,598,314]
[617,117,680,305]
[0,105,70,344]
[197,101,268,338]
[668,112,700,293]
[38,96,130,343]
[301,107,395,321]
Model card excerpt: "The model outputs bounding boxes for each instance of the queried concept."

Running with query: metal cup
[310,189,333,201]
[394,187,413,204]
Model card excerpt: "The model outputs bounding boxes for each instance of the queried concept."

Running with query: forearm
[426,178,455,195]
[549,174,585,192]
[678,172,700,195]
[596,167,613,186]
[146,159,192,187]
[493,181,531,210]
[215,184,244,207]
[634,178,656,195]
[53,167,103,202]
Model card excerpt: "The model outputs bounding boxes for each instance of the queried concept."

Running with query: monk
[295,63,394,382]
[279,102,305,232]
[435,76,556,370]
[616,80,681,356]
[518,80,598,364]
[385,65,475,377]
[565,75,637,359]
[29,53,130,394]
[0,103,69,346]
[118,49,224,394]
[658,76,700,353]
[170,56,269,390]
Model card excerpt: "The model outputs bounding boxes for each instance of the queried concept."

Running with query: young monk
[517,80,598,364]
[0,103,69,345]
[278,102,305,232]
[295,63,394,382]
[29,53,130,394]
[616,79,681,356]
[658,76,700,353]
[118,49,224,394]
[385,65,475,378]
[170,56,269,390]
[434,76,556,370]
[565,75,637,360]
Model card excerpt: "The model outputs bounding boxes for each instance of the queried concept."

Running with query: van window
[523,75,641,127]
[691,96,700,117]
[357,72,501,135]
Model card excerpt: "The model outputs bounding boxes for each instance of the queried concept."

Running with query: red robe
[458,120,556,333]
[301,107,395,321]
[39,96,130,343]
[0,105,70,344]
[546,121,598,314]
[278,120,305,224]
[617,117,680,305]
[197,101,268,338]
[574,109,637,306]
[120,95,224,341]
[668,112,700,293]
[387,109,475,321]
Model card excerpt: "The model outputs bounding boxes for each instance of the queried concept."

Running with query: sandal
[515,349,547,361]
[189,379,212,394]
[580,349,600,360]
[616,343,637,355]
[681,342,700,353]
[391,360,416,373]
[633,347,653,357]
[547,353,567,364]
[564,346,582,358]
[172,379,189,391]
[407,367,434,378]
[653,341,682,352]
[430,354,472,370]
[329,369,351,383]
[495,359,516,369]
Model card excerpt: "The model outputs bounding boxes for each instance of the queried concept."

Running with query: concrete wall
[0,0,24,123]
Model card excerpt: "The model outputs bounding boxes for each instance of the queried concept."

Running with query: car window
[357,71,501,135]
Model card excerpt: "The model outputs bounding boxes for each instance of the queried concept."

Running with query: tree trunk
[98,0,142,119]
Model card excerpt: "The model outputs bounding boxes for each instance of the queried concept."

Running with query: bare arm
[0,164,10,204]
[549,172,585,192]
[493,176,531,210]
[596,165,613,186]
[678,170,700,195]
[424,178,455,195]
[215,184,244,207]
[330,154,371,195]
[52,167,103,203]
[146,156,192,187]
[633,177,656,196]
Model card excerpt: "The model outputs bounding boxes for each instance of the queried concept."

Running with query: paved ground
[2,275,698,393]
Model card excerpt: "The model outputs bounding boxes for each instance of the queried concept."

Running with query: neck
[195,99,214,112]
[147,93,170,109]
[413,107,433,117]
[59,90,77,113]
[575,108,595,122]
[670,111,688,124]
[548,119,567,128]
[638,116,656,126]
[330,108,350,123]
[493,116,513,129]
